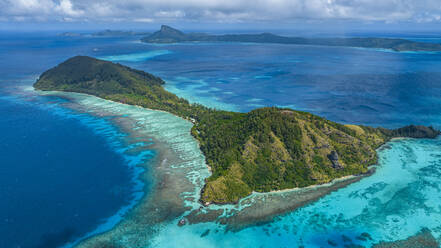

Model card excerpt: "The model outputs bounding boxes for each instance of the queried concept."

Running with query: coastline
[184,167,377,231]
[266,174,357,193]
[35,90,392,247]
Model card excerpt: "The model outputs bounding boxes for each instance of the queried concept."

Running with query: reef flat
[184,168,376,230]
[373,228,439,248]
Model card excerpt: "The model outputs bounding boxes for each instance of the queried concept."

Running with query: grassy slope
[34,56,439,204]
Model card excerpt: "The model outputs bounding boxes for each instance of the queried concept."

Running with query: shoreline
[183,167,377,231]
[265,174,357,194]
[35,90,399,247]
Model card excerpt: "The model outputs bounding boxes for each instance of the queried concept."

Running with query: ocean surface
[1,31,441,247]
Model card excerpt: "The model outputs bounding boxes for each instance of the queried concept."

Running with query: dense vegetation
[34,56,440,204]
[141,25,441,52]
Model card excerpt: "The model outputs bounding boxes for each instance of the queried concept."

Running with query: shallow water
[98,50,172,62]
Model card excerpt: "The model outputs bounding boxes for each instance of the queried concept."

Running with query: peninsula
[141,25,441,52]
[34,56,439,204]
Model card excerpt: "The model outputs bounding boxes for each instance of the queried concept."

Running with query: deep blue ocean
[0,92,135,248]
[2,31,441,247]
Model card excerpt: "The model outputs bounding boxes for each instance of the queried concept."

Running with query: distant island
[91,29,151,37]
[58,30,151,37]
[141,25,441,52]
[34,56,439,204]
[58,32,84,37]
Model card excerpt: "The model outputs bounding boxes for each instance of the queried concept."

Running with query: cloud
[1,0,83,21]
[1,0,441,24]
[55,0,83,17]
[133,18,154,23]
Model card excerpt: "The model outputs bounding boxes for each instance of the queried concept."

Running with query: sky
[1,0,441,33]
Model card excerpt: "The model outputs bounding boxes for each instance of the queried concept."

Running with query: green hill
[34,56,440,204]
[34,56,199,118]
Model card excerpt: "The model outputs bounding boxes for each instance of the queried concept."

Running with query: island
[34,56,440,204]
[141,25,441,52]
[58,30,151,38]
[91,30,151,37]
[58,32,84,37]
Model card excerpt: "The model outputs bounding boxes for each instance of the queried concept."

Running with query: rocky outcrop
[141,25,189,43]
[328,151,343,169]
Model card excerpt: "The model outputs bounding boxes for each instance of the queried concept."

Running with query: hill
[34,56,440,204]
[141,25,441,52]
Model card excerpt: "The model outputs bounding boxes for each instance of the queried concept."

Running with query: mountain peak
[141,25,187,43]
[160,25,172,30]
[159,25,183,34]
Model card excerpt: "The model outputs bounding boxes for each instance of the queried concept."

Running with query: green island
[141,25,441,52]
[34,56,439,204]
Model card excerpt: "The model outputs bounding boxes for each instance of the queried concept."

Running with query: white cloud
[1,0,441,23]
[1,0,84,21]
[133,18,154,23]
[55,0,83,17]
[154,10,185,18]
[5,0,55,15]
[90,2,114,17]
